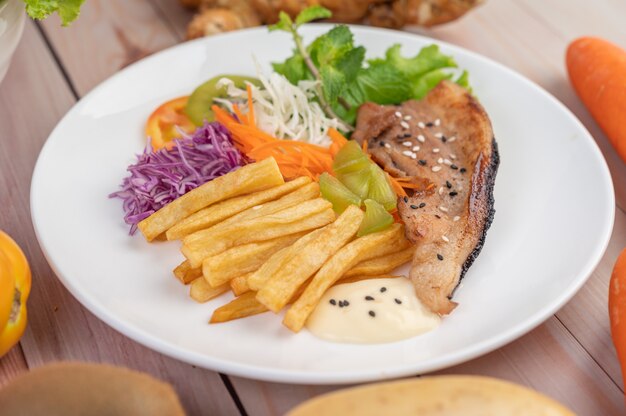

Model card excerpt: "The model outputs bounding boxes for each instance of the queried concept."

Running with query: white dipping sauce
[306,278,440,344]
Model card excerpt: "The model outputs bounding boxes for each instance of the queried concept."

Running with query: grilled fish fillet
[352,80,499,314]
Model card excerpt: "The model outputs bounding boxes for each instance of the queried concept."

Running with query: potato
[337,274,401,285]
[189,278,229,303]
[182,199,334,267]
[203,232,305,287]
[343,246,414,278]
[166,177,311,240]
[246,228,324,292]
[283,224,404,332]
[210,292,268,323]
[229,274,251,296]
[255,205,364,313]
[138,157,284,241]
[173,260,202,285]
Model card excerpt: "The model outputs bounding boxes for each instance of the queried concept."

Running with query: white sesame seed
[252,205,263,210]
[395,111,402,118]
[437,157,443,164]
[402,150,413,157]
[453,216,460,222]
[417,135,425,143]
[402,141,412,147]
[384,143,391,149]
[412,146,420,152]
[442,235,450,242]
[435,118,441,126]
[432,166,442,172]
[443,159,452,165]
[439,206,449,212]
[432,148,440,153]
[400,121,410,129]
[418,122,426,129]
[403,115,412,121]
[450,154,457,160]
[434,132,443,138]
[448,136,457,142]
[438,187,444,195]
[411,153,417,159]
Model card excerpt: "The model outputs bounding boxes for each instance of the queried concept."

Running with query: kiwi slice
[185,74,260,125]
[332,141,371,175]
[319,172,362,214]
[367,164,397,211]
[358,199,394,237]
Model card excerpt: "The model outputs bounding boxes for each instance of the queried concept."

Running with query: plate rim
[30,24,616,384]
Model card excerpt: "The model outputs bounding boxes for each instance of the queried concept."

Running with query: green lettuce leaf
[23,0,85,26]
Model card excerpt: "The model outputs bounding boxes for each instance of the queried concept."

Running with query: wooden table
[0,0,624,414]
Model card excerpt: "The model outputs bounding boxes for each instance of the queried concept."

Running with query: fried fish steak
[352,80,499,314]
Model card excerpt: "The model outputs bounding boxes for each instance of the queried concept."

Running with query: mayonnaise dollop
[306,278,440,344]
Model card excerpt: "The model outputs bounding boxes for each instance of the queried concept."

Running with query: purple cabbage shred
[109,122,245,235]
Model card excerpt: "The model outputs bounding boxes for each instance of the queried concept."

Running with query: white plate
[31,25,614,384]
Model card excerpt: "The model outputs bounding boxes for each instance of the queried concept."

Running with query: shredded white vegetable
[215,69,339,147]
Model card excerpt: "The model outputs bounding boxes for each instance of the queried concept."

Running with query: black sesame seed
[344,300,350,307]
[403,133,412,138]
[410,204,418,209]
[418,160,427,166]
[460,167,467,173]
[419,202,426,208]
[338,301,344,307]
[446,181,452,189]
[450,164,459,170]
[365,296,374,301]
[369,310,376,317]
[380,287,387,293]
[426,122,434,127]
[394,298,402,305]
[403,196,409,203]
[441,136,447,143]
[435,214,441,219]
[330,299,336,306]
[437,254,444,261]
[449,191,458,197]
[379,141,385,147]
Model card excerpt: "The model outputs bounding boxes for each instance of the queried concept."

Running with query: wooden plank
[231,317,624,415]
[150,0,195,41]
[0,20,239,416]
[0,346,29,388]
[38,0,180,96]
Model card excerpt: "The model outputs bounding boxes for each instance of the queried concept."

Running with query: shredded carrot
[246,84,255,127]
[386,173,408,197]
[362,140,368,153]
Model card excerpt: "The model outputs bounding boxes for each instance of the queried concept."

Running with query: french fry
[343,246,414,278]
[189,278,229,303]
[230,274,251,296]
[182,199,334,268]
[255,205,364,313]
[166,177,311,240]
[246,228,324,291]
[338,274,401,285]
[283,224,404,332]
[203,232,305,287]
[173,260,202,285]
[210,292,268,323]
[138,157,284,241]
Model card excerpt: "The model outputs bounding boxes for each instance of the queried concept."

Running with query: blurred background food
[181,0,484,39]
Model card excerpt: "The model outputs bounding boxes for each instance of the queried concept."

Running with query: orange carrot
[609,248,626,388]
[567,37,626,162]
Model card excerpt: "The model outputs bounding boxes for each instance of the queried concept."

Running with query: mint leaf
[23,0,85,26]
[309,25,354,67]
[334,47,366,84]
[295,5,332,26]
[321,66,345,104]
[269,11,294,33]
[273,53,310,84]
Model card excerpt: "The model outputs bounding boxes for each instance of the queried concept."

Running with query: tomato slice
[146,96,196,150]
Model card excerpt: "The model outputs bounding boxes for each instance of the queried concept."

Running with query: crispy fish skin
[352,80,499,314]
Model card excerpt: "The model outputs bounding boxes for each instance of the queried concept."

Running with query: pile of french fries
[137,157,414,332]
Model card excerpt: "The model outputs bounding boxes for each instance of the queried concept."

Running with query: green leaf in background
[295,5,332,26]
[269,11,294,33]
[371,44,457,78]
[309,25,355,67]
[272,53,310,84]
[23,0,85,26]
